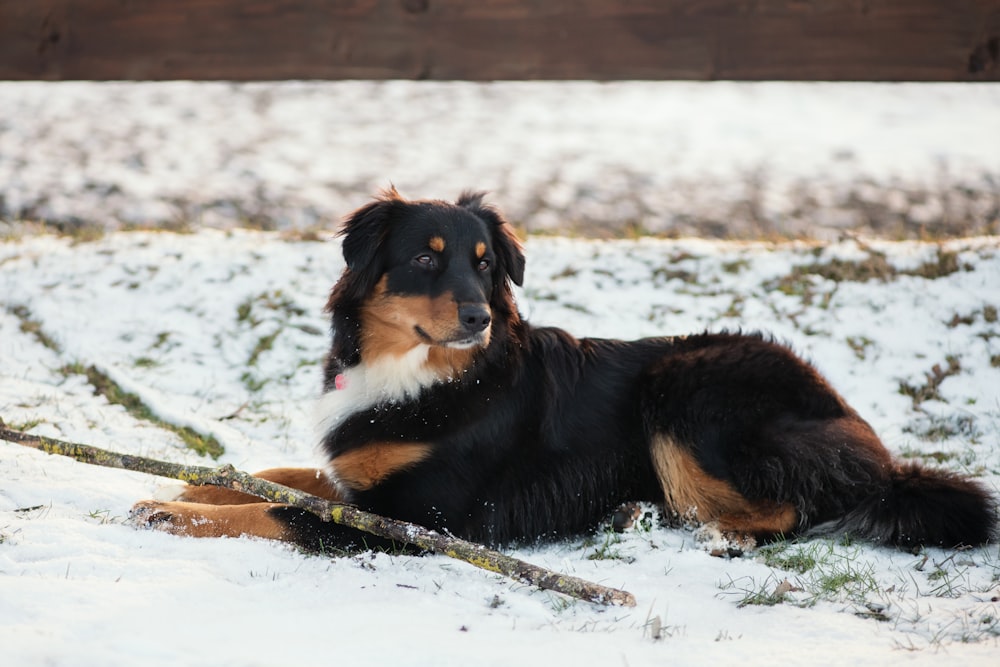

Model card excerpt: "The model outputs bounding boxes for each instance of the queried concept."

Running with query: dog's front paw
[128,500,188,535]
[611,502,642,532]
[694,522,756,558]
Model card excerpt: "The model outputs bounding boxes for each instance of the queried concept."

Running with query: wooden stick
[0,423,636,607]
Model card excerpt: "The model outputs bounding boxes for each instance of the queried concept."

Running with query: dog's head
[328,188,525,370]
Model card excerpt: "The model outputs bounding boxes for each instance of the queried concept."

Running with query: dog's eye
[477,259,490,271]
[413,254,436,269]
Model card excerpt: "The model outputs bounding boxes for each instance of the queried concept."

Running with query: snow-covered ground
[1,81,999,238]
[1,81,999,665]
[2,229,999,666]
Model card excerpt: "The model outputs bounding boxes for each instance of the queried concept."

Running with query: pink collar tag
[334,374,348,391]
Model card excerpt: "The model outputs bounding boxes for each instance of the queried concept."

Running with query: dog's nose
[458,304,491,334]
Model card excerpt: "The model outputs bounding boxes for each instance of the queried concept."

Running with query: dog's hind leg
[649,434,798,551]
[695,500,799,553]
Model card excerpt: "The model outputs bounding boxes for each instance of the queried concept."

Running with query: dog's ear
[493,223,526,287]
[457,191,525,287]
[340,188,402,273]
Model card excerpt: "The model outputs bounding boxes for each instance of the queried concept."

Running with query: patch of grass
[236,290,298,327]
[947,312,977,328]
[812,556,879,600]
[524,288,559,302]
[236,298,254,325]
[548,595,576,614]
[562,302,593,315]
[71,226,107,244]
[719,573,793,608]
[767,272,820,304]
[913,551,996,604]
[551,265,580,280]
[908,249,966,279]
[150,331,173,350]
[6,304,62,353]
[758,540,820,574]
[61,363,224,459]
[721,540,882,611]
[899,446,960,464]
[805,253,897,283]
[23,220,108,244]
[133,356,160,369]
[86,509,119,525]
[846,335,875,361]
[278,228,327,243]
[290,322,323,336]
[240,371,269,393]
[652,267,698,284]
[7,418,46,432]
[959,615,1000,643]
[247,328,282,366]
[669,251,701,263]
[721,259,750,274]
[902,413,980,445]
[584,529,633,563]
[898,355,962,408]
[254,289,306,320]
[64,363,155,421]
[766,246,968,302]
[721,294,745,319]
[948,304,999,328]
[234,289,315,378]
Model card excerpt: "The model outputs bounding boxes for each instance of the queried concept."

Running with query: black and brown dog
[132,189,997,553]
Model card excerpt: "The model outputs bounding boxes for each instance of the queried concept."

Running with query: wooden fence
[1,1,998,81]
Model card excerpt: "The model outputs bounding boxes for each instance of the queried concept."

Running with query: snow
[1,81,999,665]
[2,230,999,666]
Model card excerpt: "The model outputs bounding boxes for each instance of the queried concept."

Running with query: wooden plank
[1,1,998,81]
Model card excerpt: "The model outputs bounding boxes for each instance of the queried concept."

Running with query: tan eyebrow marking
[475,241,486,258]
[429,236,446,252]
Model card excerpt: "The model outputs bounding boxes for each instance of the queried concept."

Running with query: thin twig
[0,423,636,607]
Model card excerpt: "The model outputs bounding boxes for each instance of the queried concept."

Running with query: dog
[132,189,997,553]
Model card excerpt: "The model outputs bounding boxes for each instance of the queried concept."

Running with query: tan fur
[175,485,261,505]
[333,442,433,491]
[715,500,798,537]
[131,500,292,540]
[429,236,446,252]
[359,276,490,361]
[650,434,797,539]
[651,434,745,521]
[178,467,342,505]
[475,241,486,258]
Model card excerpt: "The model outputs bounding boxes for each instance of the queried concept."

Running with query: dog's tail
[811,462,997,549]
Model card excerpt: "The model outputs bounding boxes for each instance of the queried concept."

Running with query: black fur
[279,190,997,552]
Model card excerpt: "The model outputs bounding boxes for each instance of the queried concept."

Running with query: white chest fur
[313,344,441,443]
[314,344,447,499]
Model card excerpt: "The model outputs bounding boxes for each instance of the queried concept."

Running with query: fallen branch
[0,423,636,607]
